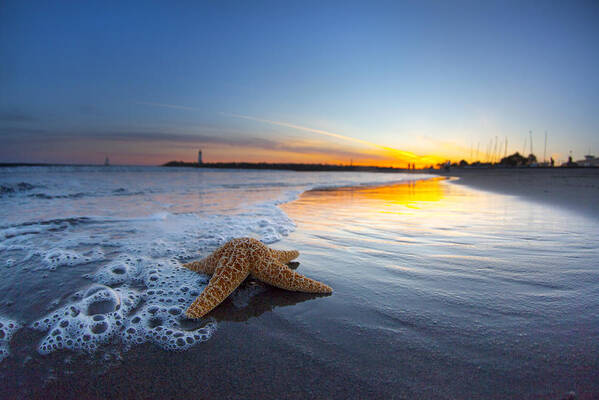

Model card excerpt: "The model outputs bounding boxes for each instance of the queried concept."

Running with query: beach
[0,167,598,399]
[435,168,599,219]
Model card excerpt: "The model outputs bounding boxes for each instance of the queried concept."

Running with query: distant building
[576,154,599,167]
[198,150,203,165]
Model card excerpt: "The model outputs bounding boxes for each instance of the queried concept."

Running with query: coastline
[435,168,599,219]
[162,161,412,172]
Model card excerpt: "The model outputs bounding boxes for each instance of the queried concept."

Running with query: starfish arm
[269,248,300,264]
[182,261,210,274]
[185,259,250,319]
[252,259,332,294]
[182,254,218,275]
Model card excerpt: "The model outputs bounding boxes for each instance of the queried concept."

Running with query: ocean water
[1,167,598,398]
[0,166,429,357]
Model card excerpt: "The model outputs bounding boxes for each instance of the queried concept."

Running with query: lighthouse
[198,149,203,165]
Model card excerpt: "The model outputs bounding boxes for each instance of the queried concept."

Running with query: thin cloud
[224,112,424,161]
[136,100,438,163]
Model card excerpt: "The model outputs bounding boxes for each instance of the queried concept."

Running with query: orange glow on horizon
[36,141,446,168]
[108,103,449,167]
[20,123,447,167]
[163,145,441,169]
[226,113,444,168]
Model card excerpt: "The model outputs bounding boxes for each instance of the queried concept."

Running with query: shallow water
[279,178,599,399]
[0,168,598,398]
[0,166,428,358]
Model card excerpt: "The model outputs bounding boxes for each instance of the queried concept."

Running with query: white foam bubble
[31,285,141,354]
[0,316,21,362]
[33,258,217,354]
[42,247,104,270]
[87,255,144,285]
[119,258,217,351]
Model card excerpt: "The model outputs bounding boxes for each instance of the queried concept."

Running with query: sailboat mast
[543,131,548,163]
[529,130,533,156]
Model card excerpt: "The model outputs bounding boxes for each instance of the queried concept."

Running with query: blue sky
[1,0,598,165]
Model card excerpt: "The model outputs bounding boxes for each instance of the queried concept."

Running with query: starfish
[182,237,332,319]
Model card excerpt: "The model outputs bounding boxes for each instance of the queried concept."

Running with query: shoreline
[435,168,599,219]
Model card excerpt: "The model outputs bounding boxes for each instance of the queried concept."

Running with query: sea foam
[32,257,216,354]
[0,317,20,361]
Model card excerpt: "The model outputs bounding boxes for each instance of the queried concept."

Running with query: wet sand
[2,177,599,399]
[435,168,599,219]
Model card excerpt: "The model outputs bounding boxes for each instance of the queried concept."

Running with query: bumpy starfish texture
[182,237,332,319]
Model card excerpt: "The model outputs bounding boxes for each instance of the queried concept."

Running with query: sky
[1,0,598,166]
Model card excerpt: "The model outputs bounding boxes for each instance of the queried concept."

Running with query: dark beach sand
[435,168,599,219]
[2,176,598,399]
